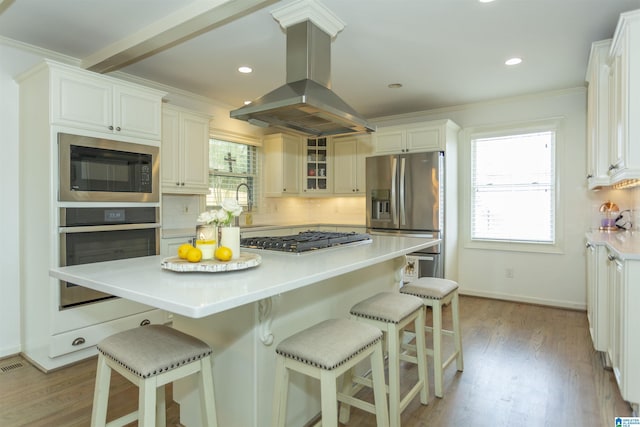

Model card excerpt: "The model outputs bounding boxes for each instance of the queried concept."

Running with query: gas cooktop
[240,231,372,253]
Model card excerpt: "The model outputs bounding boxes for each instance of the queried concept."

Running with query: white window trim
[460,117,565,254]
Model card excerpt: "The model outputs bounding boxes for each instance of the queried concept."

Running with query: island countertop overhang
[49,235,439,318]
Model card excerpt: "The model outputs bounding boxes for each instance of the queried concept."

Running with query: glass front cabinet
[303,137,331,194]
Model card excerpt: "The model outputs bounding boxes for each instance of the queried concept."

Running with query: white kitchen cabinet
[50,63,164,140]
[605,247,640,415]
[161,236,193,257]
[585,239,609,353]
[302,137,331,195]
[16,59,167,371]
[161,105,211,194]
[585,40,612,189]
[607,10,640,185]
[263,133,301,196]
[373,120,459,155]
[332,134,373,195]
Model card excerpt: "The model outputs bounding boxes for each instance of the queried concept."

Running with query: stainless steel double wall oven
[57,133,160,308]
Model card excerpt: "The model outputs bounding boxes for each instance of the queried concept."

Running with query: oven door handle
[59,223,161,233]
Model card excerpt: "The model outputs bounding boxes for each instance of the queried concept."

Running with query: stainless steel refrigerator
[366,151,444,279]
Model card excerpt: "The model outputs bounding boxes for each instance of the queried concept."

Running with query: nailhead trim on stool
[91,324,218,427]
[400,277,464,398]
[272,318,390,427]
[345,292,429,427]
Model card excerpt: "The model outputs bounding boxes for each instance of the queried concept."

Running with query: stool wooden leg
[452,292,464,372]
[199,355,218,427]
[387,325,401,427]
[370,342,390,427]
[138,377,157,427]
[90,354,111,427]
[432,301,444,398]
[320,369,339,427]
[338,367,353,424]
[272,355,289,427]
[156,385,166,427]
[415,307,429,405]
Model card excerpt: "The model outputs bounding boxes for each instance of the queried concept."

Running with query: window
[469,122,557,248]
[206,138,259,211]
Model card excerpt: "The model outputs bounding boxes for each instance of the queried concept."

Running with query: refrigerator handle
[391,156,398,224]
[399,157,406,226]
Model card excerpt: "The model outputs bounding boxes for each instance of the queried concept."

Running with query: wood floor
[0,296,632,427]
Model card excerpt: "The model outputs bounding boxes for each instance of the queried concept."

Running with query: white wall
[373,88,598,309]
[0,42,46,357]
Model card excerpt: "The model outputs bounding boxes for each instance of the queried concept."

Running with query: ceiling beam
[82,0,278,73]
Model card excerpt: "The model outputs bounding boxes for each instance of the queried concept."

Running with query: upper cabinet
[587,10,640,189]
[302,137,331,195]
[50,63,165,141]
[161,105,211,194]
[608,10,640,184]
[373,120,460,155]
[585,40,612,189]
[332,134,373,195]
[263,133,301,196]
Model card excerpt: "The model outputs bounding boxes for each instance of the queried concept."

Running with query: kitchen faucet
[235,183,252,226]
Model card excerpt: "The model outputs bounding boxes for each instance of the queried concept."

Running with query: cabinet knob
[181,182,185,186]
[108,125,114,130]
[609,164,617,171]
[72,337,86,346]
[283,188,286,192]
[176,182,180,186]
[140,319,151,326]
[586,174,593,179]
[116,127,121,132]
[607,254,616,261]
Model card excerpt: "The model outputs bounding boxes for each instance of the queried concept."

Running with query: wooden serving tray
[160,252,261,273]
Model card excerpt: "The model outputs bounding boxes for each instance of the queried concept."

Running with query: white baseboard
[459,288,586,311]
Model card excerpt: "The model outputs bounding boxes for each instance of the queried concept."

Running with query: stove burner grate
[240,231,371,253]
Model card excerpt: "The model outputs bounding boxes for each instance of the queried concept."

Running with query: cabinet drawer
[49,309,166,357]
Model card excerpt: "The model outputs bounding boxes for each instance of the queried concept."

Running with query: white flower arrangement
[197,198,243,226]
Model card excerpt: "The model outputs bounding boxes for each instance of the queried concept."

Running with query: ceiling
[2,0,640,119]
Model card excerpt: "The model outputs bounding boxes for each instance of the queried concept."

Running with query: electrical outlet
[505,268,514,279]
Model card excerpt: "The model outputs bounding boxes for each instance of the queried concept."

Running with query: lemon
[186,247,202,263]
[178,243,193,259]
[215,246,232,262]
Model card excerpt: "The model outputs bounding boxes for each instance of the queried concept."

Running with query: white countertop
[586,230,640,260]
[50,235,438,318]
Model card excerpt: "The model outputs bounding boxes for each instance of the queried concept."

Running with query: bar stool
[91,324,218,427]
[400,277,464,398]
[272,318,389,427]
[342,292,428,427]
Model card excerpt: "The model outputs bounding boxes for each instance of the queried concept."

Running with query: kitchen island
[50,234,438,426]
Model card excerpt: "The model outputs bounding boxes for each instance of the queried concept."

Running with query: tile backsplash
[162,194,366,229]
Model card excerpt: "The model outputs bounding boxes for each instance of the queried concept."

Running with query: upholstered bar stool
[400,277,464,398]
[272,318,389,427]
[342,292,428,427]
[91,324,218,427]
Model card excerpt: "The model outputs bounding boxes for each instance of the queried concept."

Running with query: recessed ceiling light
[505,57,522,66]
[479,0,496,3]
[388,83,403,89]
[243,100,252,105]
[238,66,253,74]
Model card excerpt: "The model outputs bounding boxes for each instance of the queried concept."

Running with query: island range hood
[230,19,375,137]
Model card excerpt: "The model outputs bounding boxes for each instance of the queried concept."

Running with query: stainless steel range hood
[230,20,375,137]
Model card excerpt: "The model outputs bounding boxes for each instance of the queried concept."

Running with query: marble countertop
[49,234,438,318]
[586,230,640,260]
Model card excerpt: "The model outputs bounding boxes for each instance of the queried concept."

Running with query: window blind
[471,130,555,243]
[206,139,259,209]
